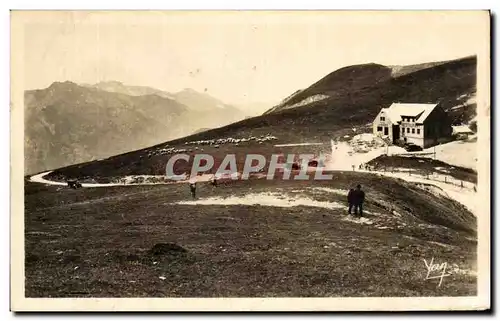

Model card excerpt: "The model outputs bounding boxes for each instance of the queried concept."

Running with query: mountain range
[25,81,250,174]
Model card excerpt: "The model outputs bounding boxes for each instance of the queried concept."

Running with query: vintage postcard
[10,10,490,311]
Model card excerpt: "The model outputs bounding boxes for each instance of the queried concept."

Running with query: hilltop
[265,56,476,125]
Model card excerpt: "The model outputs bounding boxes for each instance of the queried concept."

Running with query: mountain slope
[173,88,247,122]
[25,81,255,174]
[85,81,176,99]
[24,81,193,174]
[265,56,476,125]
[265,63,393,114]
[89,82,248,120]
[90,81,248,129]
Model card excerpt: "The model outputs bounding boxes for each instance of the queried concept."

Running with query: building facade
[372,103,452,148]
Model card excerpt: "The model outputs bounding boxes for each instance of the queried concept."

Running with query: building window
[380,116,385,121]
[407,128,410,133]
[377,126,382,132]
[412,128,415,134]
[417,128,420,134]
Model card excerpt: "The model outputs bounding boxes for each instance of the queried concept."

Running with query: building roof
[452,125,474,134]
[381,103,438,124]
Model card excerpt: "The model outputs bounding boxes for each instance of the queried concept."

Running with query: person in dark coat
[347,188,355,215]
[352,184,365,217]
[210,175,217,188]
[67,179,82,189]
[189,182,197,199]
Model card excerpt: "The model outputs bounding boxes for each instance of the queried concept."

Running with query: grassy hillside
[265,63,393,113]
[389,60,449,78]
[25,171,476,297]
[367,155,477,183]
[267,56,476,123]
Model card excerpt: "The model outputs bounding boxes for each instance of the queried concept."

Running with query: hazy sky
[21,11,488,106]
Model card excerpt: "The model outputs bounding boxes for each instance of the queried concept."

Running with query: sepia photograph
[10,10,491,311]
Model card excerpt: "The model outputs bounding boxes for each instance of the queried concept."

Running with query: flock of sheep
[145,134,279,158]
[183,134,278,147]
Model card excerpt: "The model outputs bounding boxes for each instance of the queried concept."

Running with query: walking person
[210,174,217,188]
[188,176,197,199]
[347,188,355,215]
[352,184,365,217]
[189,182,197,199]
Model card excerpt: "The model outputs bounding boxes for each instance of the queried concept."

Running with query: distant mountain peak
[180,88,197,93]
[48,81,79,90]
[50,80,78,86]
[97,80,124,85]
[177,88,216,98]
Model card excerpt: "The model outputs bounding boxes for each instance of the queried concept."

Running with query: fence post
[444,176,447,183]
[461,181,463,188]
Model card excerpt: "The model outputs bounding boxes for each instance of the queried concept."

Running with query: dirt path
[28,171,183,188]
[325,139,477,215]
[29,171,135,187]
[28,171,225,188]
[358,169,477,215]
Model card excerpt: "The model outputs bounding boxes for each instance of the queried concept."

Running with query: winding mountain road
[28,164,477,216]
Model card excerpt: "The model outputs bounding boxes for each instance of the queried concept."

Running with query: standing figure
[189,182,197,199]
[210,175,218,188]
[67,179,81,189]
[347,188,355,215]
[352,184,365,217]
